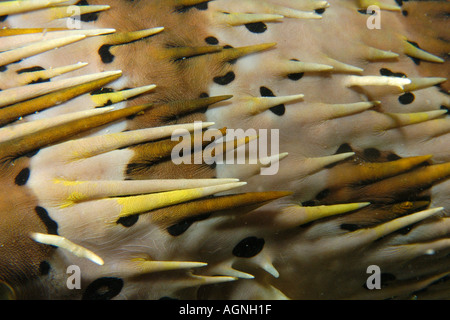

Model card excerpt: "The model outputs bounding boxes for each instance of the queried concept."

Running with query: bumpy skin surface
[0,0,449,300]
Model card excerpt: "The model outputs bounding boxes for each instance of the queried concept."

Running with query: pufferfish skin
[0,0,449,300]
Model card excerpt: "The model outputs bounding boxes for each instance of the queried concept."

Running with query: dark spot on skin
[25,149,40,158]
[315,188,330,200]
[260,85,276,96]
[82,277,124,300]
[35,206,59,235]
[175,1,209,13]
[406,40,421,65]
[90,87,114,95]
[195,2,209,10]
[336,143,353,154]
[16,66,45,74]
[399,92,415,105]
[117,215,139,228]
[213,71,235,85]
[198,93,210,112]
[340,224,361,231]
[396,225,413,235]
[381,273,397,287]
[0,15,7,22]
[387,153,402,161]
[357,9,375,15]
[379,68,406,78]
[15,168,30,186]
[287,59,304,81]
[245,22,267,34]
[363,273,397,290]
[259,86,286,116]
[232,237,265,258]
[363,148,381,161]
[77,0,100,22]
[167,214,211,236]
[0,65,6,72]
[98,45,114,64]
[223,45,237,64]
[39,261,51,276]
[402,10,408,17]
[301,200,319,207]
[205,36,219,45]
[315,8,325,14]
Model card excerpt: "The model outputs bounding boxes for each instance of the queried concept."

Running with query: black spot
[336,143,353,154]
[35,206,59,235]
[25,149,40,158]
[232,237,265,258]
[15,168,30,186]
[77,0,100,22]
[198,93,210,112]
[82,277,124,300]
[405,40,421,65]
[379,68,406,78]
[363,273,397,290]
[39,261,51,276]
[175,1,209,13]
[90,87,114,95]
[288,72,304,81]
[117,215,139,228]
[363,148,381,160]
[387,153,402,161]
[270,105,286,116]
[223,45,237,64]
[195,2,208,10]
[381,273,397,287]
[167,214,211,236]
[315,8,325,14]
[213,71,235,85]
[301,200,318,207]
[16,66,45,74]
[287,59,304,81]
[402,10,408,17]
[98,45,114,64]
[340,224,361,232]
[397,226,413,235]
[0,15,7,22]
[205,36,219,45]
[395,0,403,6]
[259,86,286,116]
[245,22,267,34]
[398,92,415,105]
[315,188,330,200]
[440,105,449,114]
[0,65,6,72]
[379,68,393,76]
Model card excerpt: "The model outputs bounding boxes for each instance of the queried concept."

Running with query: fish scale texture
[0,0,449,300]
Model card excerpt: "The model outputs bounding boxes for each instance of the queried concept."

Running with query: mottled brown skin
[0,158,53,287]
